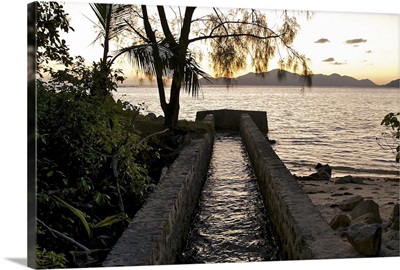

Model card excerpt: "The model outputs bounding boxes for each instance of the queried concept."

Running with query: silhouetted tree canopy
[91,4,312,127]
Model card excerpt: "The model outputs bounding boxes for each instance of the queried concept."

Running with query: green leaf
[52,196,92,238]
[93,212,129,228]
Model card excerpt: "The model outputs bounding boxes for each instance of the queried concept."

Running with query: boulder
[298,163,332,181]
[339,195,364,211]
[390,203,399,230]
[347,223,382,256]
[351,213,382,225]
[330,214,351,230]
[315,163,332,177]
[392,203,399,218]
[145,112,157,121]
[350,200,381,223]
[391,220,399,231]
[384,229,399,251]
[334,175,364,184]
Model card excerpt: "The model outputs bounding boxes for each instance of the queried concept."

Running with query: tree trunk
[145,6,196,129]
[162,76,181,128]
[163,102,180,128]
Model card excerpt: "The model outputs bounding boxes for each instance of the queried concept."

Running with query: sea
[114,85,400,179]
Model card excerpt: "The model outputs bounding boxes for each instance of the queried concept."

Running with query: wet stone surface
[179,134,283,263]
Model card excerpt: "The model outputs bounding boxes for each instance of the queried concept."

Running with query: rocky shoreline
[295,173,399,257]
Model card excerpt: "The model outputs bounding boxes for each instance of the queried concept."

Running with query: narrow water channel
[179,134,284,263]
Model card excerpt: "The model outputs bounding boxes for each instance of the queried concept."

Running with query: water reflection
[179,134,283,264]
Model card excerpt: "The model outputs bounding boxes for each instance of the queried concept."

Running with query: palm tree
[89,4,311,128]
[89,3,209,106]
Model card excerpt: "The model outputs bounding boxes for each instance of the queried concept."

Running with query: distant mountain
[382,79,400,88]
[200,69,398,88]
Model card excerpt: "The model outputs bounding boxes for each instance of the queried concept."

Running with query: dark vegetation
[36,84,207,267]
[32,2,210,268]
[378,112,400,163]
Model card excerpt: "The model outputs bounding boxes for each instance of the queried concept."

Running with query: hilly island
[200,69,400,88]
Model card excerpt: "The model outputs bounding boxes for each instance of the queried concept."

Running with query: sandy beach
[296,175,399,257]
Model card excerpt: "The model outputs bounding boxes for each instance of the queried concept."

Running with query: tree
[89,3,127,96]
[378,112,400,162]
[35,1,74,76]
[92,5,312,128]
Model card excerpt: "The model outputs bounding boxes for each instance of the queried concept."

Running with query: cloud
[314,38,330,44]
[322,57,335,62]
[322,58,346,65]
[345,38,367,45]
[362,60,373,65]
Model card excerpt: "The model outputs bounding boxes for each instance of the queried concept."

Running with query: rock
[347,223,382,256]
[160,166,168,181]
[386,240,399,251]
[351,213,382,225]
[350,200,381,223]
[330,214,351,230]
[334,175,364,184]
[386,229,399,241]
[384,229,399,252]
[298,163,332,181]
[146,183,156,193]
[390,218,399,231]
[145,112,157,121]
[391,203,399,218]
[390,203,399,230]
[315,163,331,172]
[339,195,364,211]
[351,177,364,184]
[315,163,332,179]
[334,176,353,184]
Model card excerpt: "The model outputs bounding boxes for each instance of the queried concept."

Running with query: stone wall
[103,116,215,266]
[240,114,357,259]
[196,109,268,133]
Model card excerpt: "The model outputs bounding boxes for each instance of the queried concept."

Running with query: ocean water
[114,85,400,178]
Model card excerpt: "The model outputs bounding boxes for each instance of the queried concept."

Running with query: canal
[179,134,284,263]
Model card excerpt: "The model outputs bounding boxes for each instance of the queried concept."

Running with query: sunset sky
[59,0,400,85]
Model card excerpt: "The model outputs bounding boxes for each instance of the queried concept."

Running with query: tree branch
[180,7,196,44]
[123,19,149,43]
[212,8,229,36]
[137,128,170,146]
[157,6,177,45]
[142,5,167,110]
[189,32,281,44]
[37,218,90,251]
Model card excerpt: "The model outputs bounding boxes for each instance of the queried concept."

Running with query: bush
[379,112,400,162]
[36,79,153,266]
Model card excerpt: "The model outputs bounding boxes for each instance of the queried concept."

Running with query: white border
[0,1,398,270]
